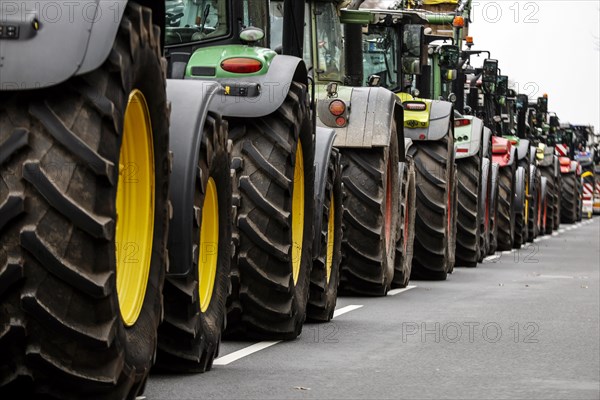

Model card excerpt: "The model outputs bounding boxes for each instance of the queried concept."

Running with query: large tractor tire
[307,150,343,321]
[0,4,169,398]
[540,168,556,234]
[455,154,482,267]
[496,163,516,251]
[226,82,315,340]
[560,173,579,223]
[409,133,456,280]
[553,172,561,230]
[487,164,500,255]
[156,114,231,372]
[575,176,583,222]
[392,159,416,288]
[512,167,527,249]
[339,129,400,295]
[527,167,541,242]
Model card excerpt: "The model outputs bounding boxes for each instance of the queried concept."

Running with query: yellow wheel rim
[291,140,305,285]
[325,194,335,284]
[116,90,155,327]
[198,177,219,313]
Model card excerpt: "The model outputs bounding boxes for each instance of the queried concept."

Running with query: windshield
[362,26,399,90]
[165,0,228,46]
[314,3,344,82]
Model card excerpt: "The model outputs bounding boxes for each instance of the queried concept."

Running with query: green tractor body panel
[186,45,276,79]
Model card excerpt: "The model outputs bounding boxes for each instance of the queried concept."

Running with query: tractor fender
[570,160,578,174]
[404,100,453,142]
[529,146,537,165]
[455,116,484,159]
[516,139,530,161]
[0,0,132,90]
[540,176,549,204]
[490,162,500,217]
[325,87,405,157]
[553,155,561,178]
[513,166,526,213]
[312,126,338,259]
[492,145,517,168]
[165,79,222,275]
[479,157,491,218]
[482,127,492,158]
[205,55,308,119]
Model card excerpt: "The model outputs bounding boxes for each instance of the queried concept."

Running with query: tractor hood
[398,93,453,141]
[454,116,484,159]
[185,45,276,79]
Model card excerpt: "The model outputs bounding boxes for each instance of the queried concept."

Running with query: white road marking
[387,285,417,296]
[213,305,364,366]
[213,341,281,366]
[332,304,364,318]
[536,274,575,279]
[558,229,565,233]
[502,251,512,255]
[552,232,558,236]
[538,236,548,241]
[483,254,501,262]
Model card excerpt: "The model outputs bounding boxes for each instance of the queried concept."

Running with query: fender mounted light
[329,100,346,116]
[221,58,263,74]
[403,101,427,111]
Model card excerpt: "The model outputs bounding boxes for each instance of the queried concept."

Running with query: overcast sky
[468,0,600,133]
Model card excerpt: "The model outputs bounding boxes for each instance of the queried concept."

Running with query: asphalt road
[146,218,600,400]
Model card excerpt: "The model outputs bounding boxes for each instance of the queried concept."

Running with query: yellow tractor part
[326,194,335,284]
[116,90,155,327]
[292,141,305,285]
[198,178,219,313]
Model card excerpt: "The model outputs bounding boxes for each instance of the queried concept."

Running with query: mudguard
[537,145,554,167]
[490,162,500,217]
[516,139,530,161]
[404,100,453,142]
[553,155,560,178]
[319,87,405,157]
[166,79,222,275]
[513,166,526,213]
[454,116,484,159]
[492,139,517,168]
[312,126,338,258]
[482,127,492,158]
[1,0,129,90]
[202,55,308,118]
[529,146,537,165]
[540,176,548,206]
[397,139,415,198]
[479,157,491,220]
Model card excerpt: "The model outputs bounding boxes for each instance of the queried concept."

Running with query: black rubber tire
[409,132,455,280]
[156,114,232,372]
[478,159,492,261]
[553,171,561,230]
[527,167,541,242]
[496,163,516,251]
[512,167,526,249]
[339,130,400,295]
[225,82,315,340]
[392,158,416,288]
[447,169,458,274]
[560,173,578,223]
[455,153,481,267]
[0,4,169,398]
[307,149,343,322]
[540,167,556,235]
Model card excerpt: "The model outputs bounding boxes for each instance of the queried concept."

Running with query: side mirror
[240,27,265,44]
[368,75,381,87]
[497,75,508,96]
[537,96,548,113]
[438,45,459,70]
[402,25,425,75]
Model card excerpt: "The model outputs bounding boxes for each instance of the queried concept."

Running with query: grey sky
[469,1,600,133]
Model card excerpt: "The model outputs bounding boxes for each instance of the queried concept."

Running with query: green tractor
[270,0,415,295]
[0,1,220,397]
[163,0,343,338]
[347,2,458,280]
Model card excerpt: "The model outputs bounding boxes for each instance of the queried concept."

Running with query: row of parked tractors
[1,0,599,398]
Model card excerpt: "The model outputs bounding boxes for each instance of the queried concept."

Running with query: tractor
[162,0,344,341]
[270,0,416,295]
[571,125,595,219]
[349,1,459,280]
[0,1,227,397]
[554,123,584,223]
